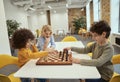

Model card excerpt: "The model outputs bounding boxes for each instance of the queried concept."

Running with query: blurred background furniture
[0,74,11,82]
[0,54,21,82]
[61,36,78,42]
[57,30,65,36]
[110,74,120,82]
[86,41,94,57]
[112,54,120,64]
[109,54,120,82]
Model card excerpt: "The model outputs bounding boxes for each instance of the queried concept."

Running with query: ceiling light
[48,5,52,9]
[29,7,36,11]
[66,4,68,7]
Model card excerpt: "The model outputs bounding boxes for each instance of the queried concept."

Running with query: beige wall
[0,0,11,54]
[101,0,110,24]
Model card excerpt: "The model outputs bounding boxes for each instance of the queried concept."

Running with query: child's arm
[30,39,39,52]
[43,37,50,50]
[28,49,57,59]
[31,45,39,52]
[50,35,56,49]
[29,51,48,59]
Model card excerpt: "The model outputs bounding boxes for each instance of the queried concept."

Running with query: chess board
[36,50,72,65]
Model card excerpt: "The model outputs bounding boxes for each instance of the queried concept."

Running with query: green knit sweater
[71,42,114,81]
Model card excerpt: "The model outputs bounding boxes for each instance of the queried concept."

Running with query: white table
[14,41,101,82]
[55,41,84,51]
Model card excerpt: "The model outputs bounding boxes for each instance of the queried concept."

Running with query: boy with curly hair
[12,28,56,82]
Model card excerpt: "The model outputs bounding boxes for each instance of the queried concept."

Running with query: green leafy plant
[72,16,86,34]
[6,20,20,37]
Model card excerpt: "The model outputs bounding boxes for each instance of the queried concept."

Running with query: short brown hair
[90,20,111,38]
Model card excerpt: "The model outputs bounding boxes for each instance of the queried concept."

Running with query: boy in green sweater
[65,20,114,82]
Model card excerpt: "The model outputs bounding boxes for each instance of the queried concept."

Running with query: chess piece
[61,51,65,61]
[59,51,62,58]
[65,49,68,61]
[43,56,48,62]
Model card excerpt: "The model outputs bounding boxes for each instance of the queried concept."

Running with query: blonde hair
[41,25,52,36]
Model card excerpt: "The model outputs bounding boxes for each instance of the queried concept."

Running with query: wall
[50,9,69,35]
[93,0,99,22]
[86,2,90,31]
[27,13,48,36]
[27,9,68,35]
[110,0,120,46]
[110,0,119,33]
[0,0,11,54]
[101,0,110,24]
[28,12,48,30]
[37,13,48,29]
[3,0,28,28]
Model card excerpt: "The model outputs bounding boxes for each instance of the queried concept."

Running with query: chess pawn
[65,49,69,61]
[44,56,48,62]
[61,51,65,61]
[59,51,62,58]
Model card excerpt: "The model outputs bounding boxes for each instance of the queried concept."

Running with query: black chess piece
[61,51,65,61]
[59,51,62,58]
[65,49,68,61]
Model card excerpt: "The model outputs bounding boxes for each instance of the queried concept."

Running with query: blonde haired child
[37,25,56,51]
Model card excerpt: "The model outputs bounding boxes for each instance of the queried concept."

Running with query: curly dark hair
[12,28,35,49]
[90,20,111,38]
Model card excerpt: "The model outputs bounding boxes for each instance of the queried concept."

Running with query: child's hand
[30,39,37,46]
[72,57,80,64]
[48,49,58,55]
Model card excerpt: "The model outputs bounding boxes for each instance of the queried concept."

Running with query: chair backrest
[0,54,21,82]
[87,42,94,47]
[61,36,78,42]
[110,74,120,82]
[112,54,120,64]
[0,54,18,68]
[110,54,120,82]
[0,74,11,82]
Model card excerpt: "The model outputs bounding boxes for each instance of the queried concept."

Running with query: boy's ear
[102,32,106,38]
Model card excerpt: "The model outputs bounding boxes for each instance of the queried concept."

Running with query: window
[118,0,120,33]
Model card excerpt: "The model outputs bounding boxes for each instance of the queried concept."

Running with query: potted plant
[72,16,86,34]
[36,29,41,38]
[6,20,20,38]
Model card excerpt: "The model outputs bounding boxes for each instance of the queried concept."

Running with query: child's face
[91,32,106,44]
[43,31,51,38]
[26,39,32,48]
